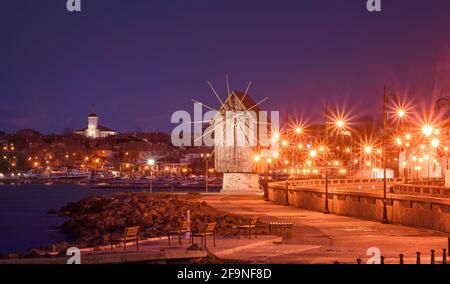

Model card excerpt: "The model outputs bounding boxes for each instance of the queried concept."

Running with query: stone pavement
[199,193,449,264]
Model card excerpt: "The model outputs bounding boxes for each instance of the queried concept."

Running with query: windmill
[192,76,270,192]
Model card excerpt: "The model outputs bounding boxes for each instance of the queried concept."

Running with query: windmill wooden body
[212,91,263,192]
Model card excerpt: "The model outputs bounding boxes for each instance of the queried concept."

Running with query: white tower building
[87,113,100,138]
[75,112,118,139]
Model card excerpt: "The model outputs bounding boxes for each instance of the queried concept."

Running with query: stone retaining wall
[268,182,450,234]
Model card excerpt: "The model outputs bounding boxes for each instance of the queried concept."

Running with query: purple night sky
[1,0,449,134]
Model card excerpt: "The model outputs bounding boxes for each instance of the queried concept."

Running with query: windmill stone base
[221,173,261,193]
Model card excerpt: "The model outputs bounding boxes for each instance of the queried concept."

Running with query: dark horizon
[1,0,450,134]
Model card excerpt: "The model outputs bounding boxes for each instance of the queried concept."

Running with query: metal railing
[392,183,450,198]
[269,177,445,190]
[269,178,404,189]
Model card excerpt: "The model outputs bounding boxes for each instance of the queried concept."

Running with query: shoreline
[0,184,218,254]
[0,191,262,260]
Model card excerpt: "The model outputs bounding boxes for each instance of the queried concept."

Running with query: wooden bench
[168,221,192,245]
[110,226,140,251]
[269,222,293,234]
[237,217,259,239]
[191,222,217,247]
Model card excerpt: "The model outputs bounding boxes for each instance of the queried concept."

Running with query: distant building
[16,129,41,138]
[75,113,117,139]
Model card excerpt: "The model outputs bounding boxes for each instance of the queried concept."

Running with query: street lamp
[431,138,440,148]
[147,159,155,193]
[422,125,433,137]
[336,119,345,129]
[323,102,331,214]
[397,109,406,118]
[201,153,211,193]
[364,145,373,155]
[436,97,450,173]
[381,86,406,224]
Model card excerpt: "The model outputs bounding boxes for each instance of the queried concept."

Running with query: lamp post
[323,102,331,214]
[265,157,272,201]
[322,104,348,214]
[382,86,390,224]
[421,125,435,185]
[381,86,406,224]
[436,97,450,173]
[201,153,211,193]
[147,159,155,193]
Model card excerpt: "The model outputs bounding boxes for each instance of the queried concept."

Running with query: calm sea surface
[0,184,215,253]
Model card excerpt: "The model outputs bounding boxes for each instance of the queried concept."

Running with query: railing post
[431,249,435,264]
[284,180,289,206]
[399,254,404,264]
[356,258,362,264]
[416,252,421,264]
[380,256,385,264]
[443,249,447,264]
[263,181,269,201]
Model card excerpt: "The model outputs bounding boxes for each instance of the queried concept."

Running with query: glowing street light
[147,159,155,166]
[295,127,303,134]
[434,128,441,136]
[253,155,261,162]
[431,138,440,148]
[364,146,373,154]
[422,125,433,137]
[397,109,406,118]
[310,150,317,158]
[336,119,345,129]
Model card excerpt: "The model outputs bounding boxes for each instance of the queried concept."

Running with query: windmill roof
[219,91,261,112]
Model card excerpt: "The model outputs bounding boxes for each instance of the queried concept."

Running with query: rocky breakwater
[59,193,259,248]
[0,193,266,260]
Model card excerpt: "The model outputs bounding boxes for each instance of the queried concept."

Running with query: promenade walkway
[200,194,449,264]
